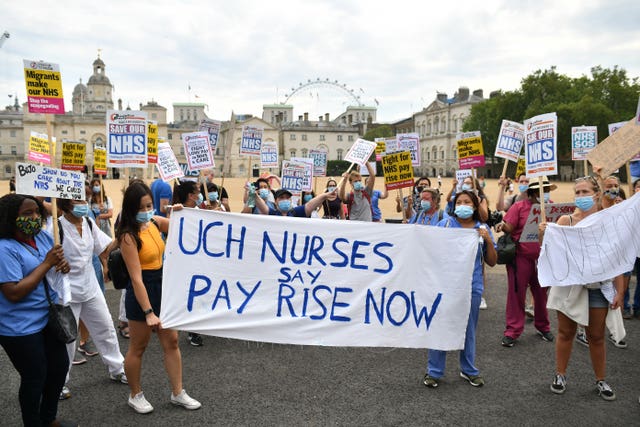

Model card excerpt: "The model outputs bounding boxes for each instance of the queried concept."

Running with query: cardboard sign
[524,112,558,178]
[182,131,214,172]
[260,140,279,168]
[375,138,386,161]
[382,151,414,191]
[28,131,53,164]
[156,142,185,181]
[385,137,399,154]
[515,155,526,179]
[23,59,64,114]
[15,162,85,200]
[397,133,421,166]
[199,119,221,153]
[147,121,158,164]
[494,120,524,163]
[587,119,640,178]
[455,169,474,192]
[93,146,107,176]
[571,126,597,161]
[456,131,485,169]
[106,110,148,167]
[309,149,328,177]
[240,126,263,156]
[290,157,314,192]
[61,142,86,171]
[344,138,376,166]
[519,202,576,243]
[179,163,200,177]
[281,160,310,194]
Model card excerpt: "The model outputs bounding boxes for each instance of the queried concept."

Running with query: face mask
[543,192,550,202]
[196,193,204,206]
[327,186,336,193]
[454,205,474,219]
[575,195,595,211]
[72,203,89,218]
[15,216,43,236]
[420,200,432,211]
[278,200,292,211]
[518,184,529,193]
[92,186,101,194]
[353,181,364,191]
[259,188,270,199]
[303,195,313,203]
[136,209,155,223]
[209,192,219,202]
[461,184,472,191]
[604,188,619,200]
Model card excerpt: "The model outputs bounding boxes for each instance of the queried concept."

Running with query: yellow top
[138,223,165,270]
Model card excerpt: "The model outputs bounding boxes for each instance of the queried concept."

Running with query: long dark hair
[0,194,46,239]
[173,180,198,205]
[115,181,152,250]
[453,190,481,222]
[90,178,107,204]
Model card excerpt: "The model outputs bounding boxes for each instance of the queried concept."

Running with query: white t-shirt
[59,216,112,303]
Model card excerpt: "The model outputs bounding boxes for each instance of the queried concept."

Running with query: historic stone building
[0,98,23,179]
[413,87,485,177]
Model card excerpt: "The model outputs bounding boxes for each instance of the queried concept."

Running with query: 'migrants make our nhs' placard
[161,209,478,350]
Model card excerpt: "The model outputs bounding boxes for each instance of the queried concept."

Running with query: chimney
[298,115,303,121]
[489,90,501,99]
[458,87,469,101]
[304,112,308,121]
[118,98,123,110]
[436,92,447,103]
[139,103,143,109]
[472,89,483,98]
[325,113,330,122]
[319,116,323,122]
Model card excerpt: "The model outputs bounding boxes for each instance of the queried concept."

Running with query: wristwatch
[143,308,154,316]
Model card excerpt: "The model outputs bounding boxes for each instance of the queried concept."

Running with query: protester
[0,194,75,426]
[150,177,172,218]
[542,175,624,401]
[496,174,529,212]
[241,178,275,214]
[339,162,376,221]
[89,178,113,237]
[117,181,201,414]
[255,188,334,217]
[407,188,447,225]
[365,176,388,222]
[397,177,431,215]
[628,179,640,320]
[423,190,497,388]
[496,178,555,347]
[201,182,226,211]
[321,179,345,219]
[445,176,489,223]
[201,168,231,212]
[300,191,320,217]
[56,196,128,397]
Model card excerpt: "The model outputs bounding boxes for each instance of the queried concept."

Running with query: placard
[344,138,376,166]
[93,146,107,176]
[106,110,148,167]
[524,112,558,178]
[23,59,64,114]
[260,140,279,168]
[15,162,85,200]
[281,160,309,194]
[156,142,185,181]
[199,119,221,152]
[456,131,485,169]
[494,120,524,163]
[147,121,158,164]
[309,149,328,177]
[571,126,597,161]
[240,126,263,156]
[587,119,640,178]
[60,142,86,171]
[182,131,214,172]
[375,138,386,161]
[519,203,577,243]
[381,151,414,191]
[28,131,53,164]
[397,133,420,166]
[455,169,474,192]
[515,155,526,179]
[384,137,399,154]
[289,158,314,192]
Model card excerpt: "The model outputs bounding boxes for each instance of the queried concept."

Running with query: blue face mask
[196,193,204,206]
[420,200,432,211]
[353,181,364,191]
[72,203,89,218]
[259,188,270,199]
[303,194,313,203]
[209,191,219,202]
[92,186,101,194]
[136,209,155,223]
[327,186,336,193]
[278,200,292,211]
[461,184,472,191]
[454,205,474,219]
[543,192,550,202]
[575,195,595,211]
[519,184,529,193]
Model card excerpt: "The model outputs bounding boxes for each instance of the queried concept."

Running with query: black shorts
[125,268,163,321]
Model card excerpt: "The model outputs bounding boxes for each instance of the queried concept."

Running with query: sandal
[118,323,130,339]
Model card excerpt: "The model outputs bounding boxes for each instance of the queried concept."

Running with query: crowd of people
[1,164,639,425]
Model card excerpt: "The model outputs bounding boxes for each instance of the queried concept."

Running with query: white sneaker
[128,391,154,414]
[170,389,202,410]
[479,298,488,310]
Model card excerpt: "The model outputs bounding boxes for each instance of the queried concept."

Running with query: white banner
[15,162,85,200]
[539,193,640,287]
[161,209,479,349]
[519,203,576,243]
[344,138,376,166]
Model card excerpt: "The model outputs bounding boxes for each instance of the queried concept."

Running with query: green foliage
[463,66,640,163]
[363,125,393,141]
[326,160,352,177]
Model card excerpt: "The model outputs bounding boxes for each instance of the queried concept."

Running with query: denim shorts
[588,289,609,308]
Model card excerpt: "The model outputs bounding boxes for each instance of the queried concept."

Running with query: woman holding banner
[496,179,555,348]
[117,181,201,414]
[423,190,497,388]
[541,176,624,401]
[89,178,113,237]
[0,194,74,427]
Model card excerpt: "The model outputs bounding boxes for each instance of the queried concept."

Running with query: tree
[363,125,393,141]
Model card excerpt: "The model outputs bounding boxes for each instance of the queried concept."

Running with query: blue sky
[1,0,639,123]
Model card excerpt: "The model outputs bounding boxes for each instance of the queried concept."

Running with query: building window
[337,149,343,161]
[426,151,430,161]
[180,147,184,155]
[441,118,446,133]
[11,146,17,155]
[434,120,439,134]
[320,134,325,141]
[440,149,445,160]
[0,146,3,154]
[337,135,343,141]
[62,130,68,135]
[152,113,157,119]
[290,134,296,141]
[168,134,173,140]
[290,149,296,158]
[10,130,16,137]
[348,135,354,142]
[80,130,86,135]
[5,165,11,174]
[452,146,457,160]
[427,121,432,135]
[301,134,307,141]
[301,149,308,157]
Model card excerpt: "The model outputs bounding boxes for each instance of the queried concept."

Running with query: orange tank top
[138,223,165,270]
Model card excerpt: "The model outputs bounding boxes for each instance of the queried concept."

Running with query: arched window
[290,149,296,158]
[301,148,308,157]
[440,146,445,160]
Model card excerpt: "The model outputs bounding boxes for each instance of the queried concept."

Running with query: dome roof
[87,74,111,85]
[93,57,105,68]
[73,81,87,95]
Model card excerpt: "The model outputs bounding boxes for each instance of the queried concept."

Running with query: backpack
[346,190,373,218]
[108,219,160,290]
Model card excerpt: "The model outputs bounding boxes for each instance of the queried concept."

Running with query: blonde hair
[349,171,361,182]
